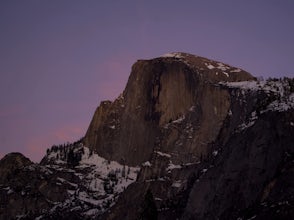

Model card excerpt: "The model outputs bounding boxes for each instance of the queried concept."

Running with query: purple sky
[1,1,293,162]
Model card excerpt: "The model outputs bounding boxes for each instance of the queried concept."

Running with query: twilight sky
[0,0,293,162]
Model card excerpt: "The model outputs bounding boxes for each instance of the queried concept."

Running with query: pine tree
[67,149,79,168]
[122,165,126,178]
[140,189,158,220]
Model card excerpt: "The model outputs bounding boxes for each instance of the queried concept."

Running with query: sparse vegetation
[44,138,84,167]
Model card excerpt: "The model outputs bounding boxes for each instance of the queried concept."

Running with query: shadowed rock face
[183,110,294,219]
[84,53,255,166]
[0,153,33,184]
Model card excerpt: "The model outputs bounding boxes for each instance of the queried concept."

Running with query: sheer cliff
[0,52,293,220]
[84,52,254,166]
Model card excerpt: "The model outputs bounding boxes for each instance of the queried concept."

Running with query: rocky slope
[0,52,293,220]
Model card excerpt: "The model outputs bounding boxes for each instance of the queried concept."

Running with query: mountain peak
[84,52,255,166]
[156,52,255,82]
[0,53,293,220]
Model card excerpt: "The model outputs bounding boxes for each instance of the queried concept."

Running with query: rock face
[0,52,293,220]
[84,52,254,166]
[183,110,294,219]
[0,153,32,184]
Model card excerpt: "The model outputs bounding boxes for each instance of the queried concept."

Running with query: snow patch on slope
[41,145,140,218]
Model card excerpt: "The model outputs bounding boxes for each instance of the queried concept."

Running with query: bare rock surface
[84,52,254,166]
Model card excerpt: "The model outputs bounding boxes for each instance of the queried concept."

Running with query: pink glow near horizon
[0,1,294,162]
[24,125,86,162]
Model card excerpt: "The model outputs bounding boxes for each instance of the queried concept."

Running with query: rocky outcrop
[0,153,32,184]
[183,110,294,219]
[84,52,254,166]
[0,52,293,219]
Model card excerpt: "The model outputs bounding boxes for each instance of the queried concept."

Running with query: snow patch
[237,111,258,132]
[205,63,215,69]
[84,208,100,216]
[166,162,182,172]
[230,68,241,73]
[228,109,232,116]
[201,168,208,173]
[212,150,218,156]
[189,106,196,111]
[155,151,171,158]
[221,79,294,114]
[172,115,185,124]
[172,180,182,188]
[142,161,152,167]
[223,72,229,77]
[162,52,183,59]
[216,62,230,71]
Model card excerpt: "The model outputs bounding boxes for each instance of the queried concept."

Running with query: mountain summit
[0,53,293,219]
[84,52,254,166]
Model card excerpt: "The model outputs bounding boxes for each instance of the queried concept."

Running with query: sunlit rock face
[84,52,255,166]
[1,53,293,220]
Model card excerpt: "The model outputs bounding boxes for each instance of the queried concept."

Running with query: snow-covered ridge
[41,144,140,218]
[221,79,287,94]
[219,78,294,133]
[220,78,294,113]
